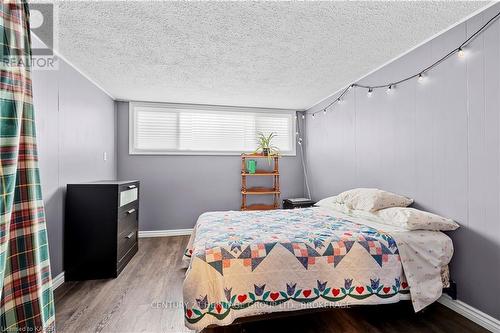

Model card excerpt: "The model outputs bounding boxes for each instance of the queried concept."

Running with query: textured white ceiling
[53,1,488,109]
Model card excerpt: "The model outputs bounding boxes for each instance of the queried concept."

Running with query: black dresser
[64,180,139,280]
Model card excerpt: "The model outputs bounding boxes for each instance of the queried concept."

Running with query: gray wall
[33,60,117,277]
[116,101,305,231]
[305,4,500,319]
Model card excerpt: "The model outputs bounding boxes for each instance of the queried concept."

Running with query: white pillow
[337,188,413,212]
[315,196,351,214]
[376,207,459,231]
[315,195,339,207]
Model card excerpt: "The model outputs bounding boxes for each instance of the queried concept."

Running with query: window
[129,102,296,155]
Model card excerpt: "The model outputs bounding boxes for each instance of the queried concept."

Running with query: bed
[182,206,453,331]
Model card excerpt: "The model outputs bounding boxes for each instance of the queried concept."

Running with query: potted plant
[255,132,280,161]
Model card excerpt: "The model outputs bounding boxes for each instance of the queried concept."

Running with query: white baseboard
[438,295,500,332]
[138,228,193,238]
[52,271,65,290]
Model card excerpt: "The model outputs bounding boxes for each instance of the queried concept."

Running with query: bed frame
[443,280,457,300]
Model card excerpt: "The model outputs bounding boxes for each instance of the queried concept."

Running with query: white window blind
[130,103,296,155]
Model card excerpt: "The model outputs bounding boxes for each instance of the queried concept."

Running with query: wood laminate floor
[55,237,487,333]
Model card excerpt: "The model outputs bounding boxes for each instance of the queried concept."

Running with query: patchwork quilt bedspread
[182,207,452,331]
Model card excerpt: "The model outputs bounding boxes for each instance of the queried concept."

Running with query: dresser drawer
[117,242,138,276]
[118,207,138,236]
[118,227,137,262]
[119,183,139,212]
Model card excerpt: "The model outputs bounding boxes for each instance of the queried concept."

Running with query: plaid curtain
[0,2,55,332]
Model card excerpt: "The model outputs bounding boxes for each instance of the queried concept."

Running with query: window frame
[129,102,297,156]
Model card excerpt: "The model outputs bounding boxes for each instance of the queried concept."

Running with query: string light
[458,47,465,58]
[305,10,500,119]
[301,114,305,120]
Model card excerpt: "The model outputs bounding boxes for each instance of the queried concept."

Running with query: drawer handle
[127,185,136,189]
[127,208,136,214]
[125,231,135,239]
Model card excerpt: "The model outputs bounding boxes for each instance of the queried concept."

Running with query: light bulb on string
[323,109,327,115]
[312,113,315,119]
[386,85,392,94]
[301,114,305,120]
[367,88,373,97]
[418,73,424,83]
[458,47,465,58]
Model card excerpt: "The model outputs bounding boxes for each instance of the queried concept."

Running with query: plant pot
[262,148,270,156]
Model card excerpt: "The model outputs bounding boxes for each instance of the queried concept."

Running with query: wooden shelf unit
[241,154,280,211]
[241,171,279,176]
[242,204,276,211]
